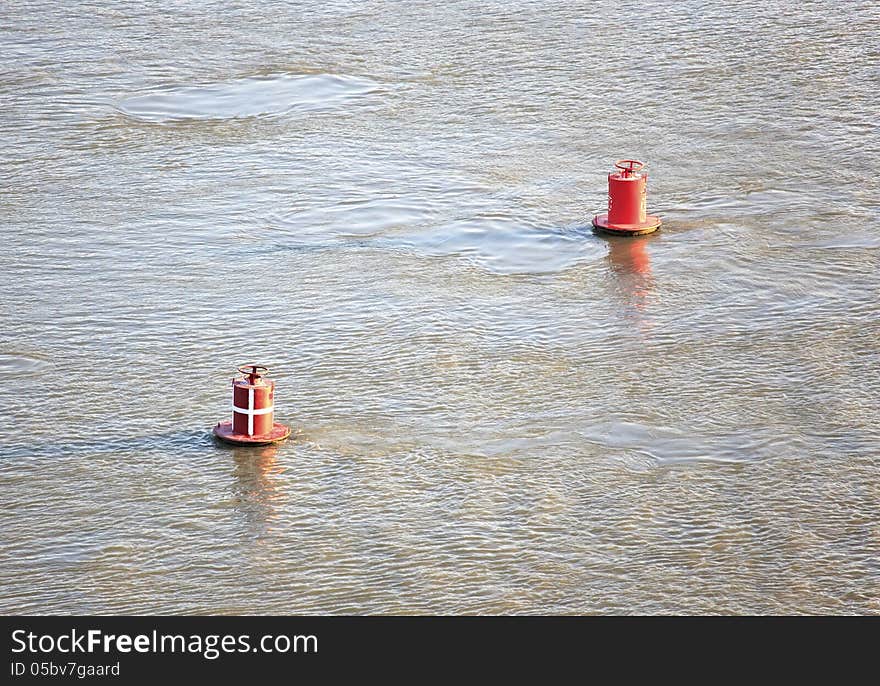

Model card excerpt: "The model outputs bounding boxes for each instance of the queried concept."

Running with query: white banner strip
[248,388,254,436]
[231,405,274,415]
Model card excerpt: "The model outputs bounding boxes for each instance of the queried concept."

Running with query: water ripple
[115,73,381,122]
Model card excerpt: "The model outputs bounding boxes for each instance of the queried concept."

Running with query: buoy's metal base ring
[212,421,291,446]
[592,214,661,236]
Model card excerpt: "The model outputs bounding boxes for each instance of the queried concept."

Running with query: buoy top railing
[615,159,645,177]
[238,364,269,385]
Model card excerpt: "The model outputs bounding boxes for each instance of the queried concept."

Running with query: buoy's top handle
[615,159,645,177]
[238,364,269,384]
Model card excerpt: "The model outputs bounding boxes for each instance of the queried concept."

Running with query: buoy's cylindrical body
[607,171,647,226]
[232,377,275,437]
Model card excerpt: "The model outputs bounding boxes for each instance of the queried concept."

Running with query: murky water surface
[1,1,878,614]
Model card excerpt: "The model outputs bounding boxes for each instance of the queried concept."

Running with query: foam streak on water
[116,74,381,122]
[0,1,878,615]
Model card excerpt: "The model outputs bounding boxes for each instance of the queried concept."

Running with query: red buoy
[213,364,291,446]
[592,159,662,236]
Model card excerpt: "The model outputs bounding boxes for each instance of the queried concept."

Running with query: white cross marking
[232,387,272,436]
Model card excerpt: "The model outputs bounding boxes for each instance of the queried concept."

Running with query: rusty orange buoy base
[212,364,291,447]
[213,421,291,446]
[592,159,662,236]
[592,214,661,236]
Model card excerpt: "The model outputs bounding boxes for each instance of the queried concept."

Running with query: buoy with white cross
[213,364,291,446]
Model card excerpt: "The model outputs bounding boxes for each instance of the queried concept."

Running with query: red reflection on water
[604,235,655,311]
[231,444,284,530]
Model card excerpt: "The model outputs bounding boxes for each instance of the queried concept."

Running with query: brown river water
[1,1,878,614]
